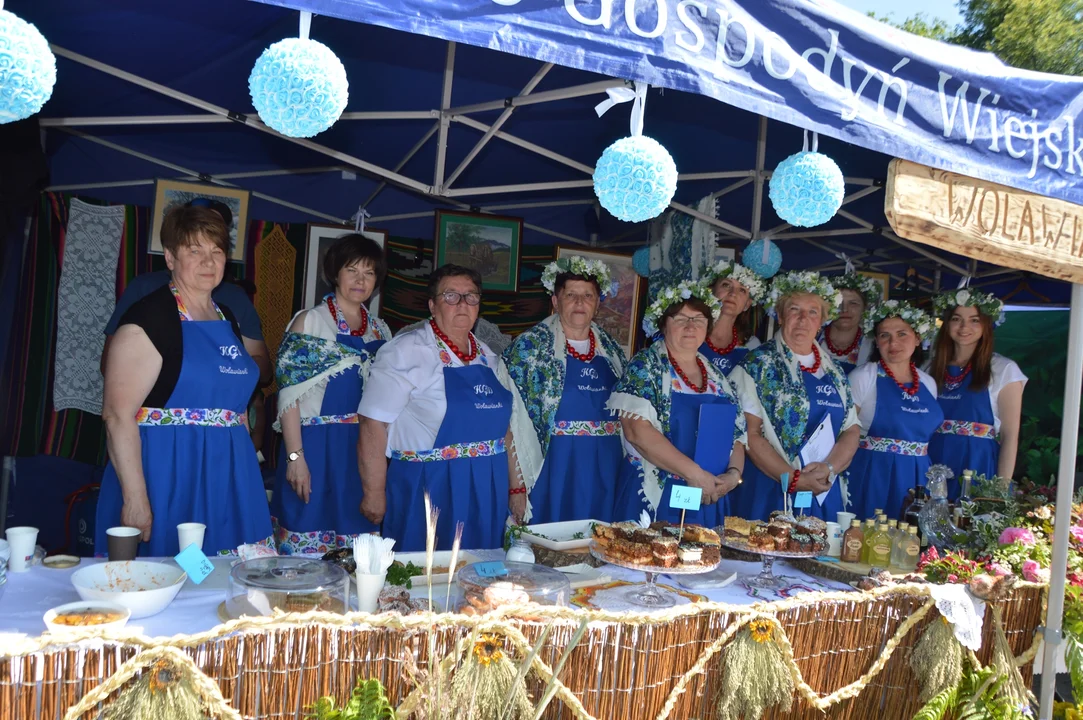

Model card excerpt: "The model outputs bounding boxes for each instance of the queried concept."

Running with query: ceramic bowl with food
[70,561,186,619]
[44,601,131,632]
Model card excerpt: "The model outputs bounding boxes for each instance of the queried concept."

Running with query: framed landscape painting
[303,223,389,316]
[555,246,644,359]
[434,210,522,292]
[150,179,250,263]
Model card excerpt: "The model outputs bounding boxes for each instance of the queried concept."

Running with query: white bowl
[44,601,131,632]
[70,561,187,619]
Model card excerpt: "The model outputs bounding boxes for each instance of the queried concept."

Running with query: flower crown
[831,271,882,307]
[541,255,613,298]
[933,288,1006,327]
[700,260,767,304]
[863,300,937,345]
[764,270,842,322]
[643,281,722,336]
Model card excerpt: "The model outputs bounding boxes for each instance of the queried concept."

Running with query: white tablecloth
[0,554,851,639]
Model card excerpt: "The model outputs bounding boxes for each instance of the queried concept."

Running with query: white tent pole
[679,171,755,182]
[834,208,972,276]
[47,180,154,191]
[710,176,755,199]
[772,228,872,240]
[451,115,596,174]
[365,211,588,246]
[481,199,597,211]
[361,121,442,210]
[525,223,589,245]
[46,165,349,191]
[444,63,553,189]
[669,201,753,240]
[433,42,456,193]
[750,117,768,240]
[1039,281,1083,719]
[445,79,624,115]
[445,179,594,196]
[40,112,436,126]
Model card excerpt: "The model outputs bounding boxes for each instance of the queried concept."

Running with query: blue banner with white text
[251,0,1083,206]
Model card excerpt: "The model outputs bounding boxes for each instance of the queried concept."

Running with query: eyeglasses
[438,291,481,306]
[670,316,709,328]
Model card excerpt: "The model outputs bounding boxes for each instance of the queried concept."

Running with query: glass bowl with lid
[226,557,349,619]
[456,561,570,615]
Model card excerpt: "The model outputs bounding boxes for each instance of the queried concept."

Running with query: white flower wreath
[862,300,937,345]
[831,271,882,308]
[642,280,722,336]
[932,288,1006,327]
[763,270,843,322]
[699,259,767,304]
[541,255,614,298]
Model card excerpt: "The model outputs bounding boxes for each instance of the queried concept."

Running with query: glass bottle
[872,508,884,522]
[887,519,899,544]
[893,523,910,566]
[899,488,917,523]
[899,526,921,570]
[960,469,974,502]
[861,519,877,564]
[868,523,893,567]
[505,538,535,564]
[841,520,865,563]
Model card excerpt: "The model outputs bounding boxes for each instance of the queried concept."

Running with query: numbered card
[174,544,214,584]
[793,491,813,510]
[475,562,508,578]
[670,485,703,511]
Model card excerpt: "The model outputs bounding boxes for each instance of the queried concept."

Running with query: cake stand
[721,538,819,589]
[589,544,719,608]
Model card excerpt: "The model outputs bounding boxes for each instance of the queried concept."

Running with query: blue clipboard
[694,402,737,476]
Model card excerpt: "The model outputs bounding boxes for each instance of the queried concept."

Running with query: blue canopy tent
[4,0,1083,713]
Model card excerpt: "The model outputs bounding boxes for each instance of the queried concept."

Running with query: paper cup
[825,522,842,557]
[106,527,141,562]
[6,526,39,573]
[355,571,386,613]
[836,511,856,529]
[177,523,206,552]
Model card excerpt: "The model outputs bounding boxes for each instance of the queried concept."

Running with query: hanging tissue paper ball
[249,38,348,138]
[632,246,651,277]
[0,10,57,123]
[768,151,845,227]
[743,238,782,279]
[593,136,678,223]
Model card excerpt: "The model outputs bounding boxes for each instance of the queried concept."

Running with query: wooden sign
[885,159,1083,284]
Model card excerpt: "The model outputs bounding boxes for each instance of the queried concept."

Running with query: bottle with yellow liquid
[861,519,877,564]
[867,523,894,567]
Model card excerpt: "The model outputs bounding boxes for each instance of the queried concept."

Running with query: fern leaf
[914,685,958,720]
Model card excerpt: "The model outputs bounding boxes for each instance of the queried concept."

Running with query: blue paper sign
[475,562,508,578]
[794,491,813,510]
[670,485,703,511]
[174,544,214,585]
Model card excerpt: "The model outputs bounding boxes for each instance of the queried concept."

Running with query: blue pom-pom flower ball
[0,10,56,123]
[743,238,782,279]
[632,246,651,277]
[768,151,845,228]
[593,136,678,223]
[249,38,348,138]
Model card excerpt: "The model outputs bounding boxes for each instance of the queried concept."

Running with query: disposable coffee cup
[5,526,39,573]
[355,571,386,613]
[836,512,856,529]
[106,527,141,561]
[825,522,842,557]
[177,523,206,552]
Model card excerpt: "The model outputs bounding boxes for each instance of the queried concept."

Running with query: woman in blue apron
[698,260,765,378]
[730,272,861,522]
[357,265,530,551]
[817,272,879,374]
[503,256,626,524]
[96,205,273,556]
[927,289,1026,495]
[608,281,746,526]
[846,302,943,519]
[272,234,391,554]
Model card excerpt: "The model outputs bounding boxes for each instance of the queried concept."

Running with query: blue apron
[384,360,513,551]
[95,316,273,556]
[928,366,999,497]
[847,371,944,520]
[272,333,386,554]
[530,355,621,523]
[699,342,751,378]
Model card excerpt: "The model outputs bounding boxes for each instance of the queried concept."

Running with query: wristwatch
[287,449,304,463]
[826,461,836,477]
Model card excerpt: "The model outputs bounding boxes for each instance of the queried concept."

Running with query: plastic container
[456,562,570,615]
[226,557,349,619]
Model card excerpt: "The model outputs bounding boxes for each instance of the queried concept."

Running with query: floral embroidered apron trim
[936,420,996,439]
[301,413,360,427]
[136,407,247,427]
[391,438,506,462]
[272,519,364,555]
[551,420,621,436]
[859,435,929,456]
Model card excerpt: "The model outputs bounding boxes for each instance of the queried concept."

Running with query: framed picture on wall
[714,244,737,263]
[554,246,645,359]
[303,223,389,315]
[434,210,522,292]
[858,271,891,301]
[150,179,250,263]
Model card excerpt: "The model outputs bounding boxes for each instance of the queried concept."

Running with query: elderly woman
[503,255,626,523]
[846,302,943,520]
[729,271,861,522]
[699,260,765,377]
[357,265,530,551]
[609,282,746,526]
[272,234,391,554]
[818,272,879,374]
[927,289,1026,493]
[96,206,273,555]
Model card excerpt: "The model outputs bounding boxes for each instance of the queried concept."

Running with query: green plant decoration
[714,619,794,720]
[910,617,965,703]
[913,665,1028,720]
[305,677,396,720]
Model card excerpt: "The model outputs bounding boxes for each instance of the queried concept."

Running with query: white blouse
[848,361,939,432]
[818,329,873,368]
[358,323,508,454]
[922,353,1027,434]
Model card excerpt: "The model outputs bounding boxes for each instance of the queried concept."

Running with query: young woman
[818,271,880,374]
[698,260,765,377]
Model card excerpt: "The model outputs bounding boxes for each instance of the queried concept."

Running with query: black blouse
[116,284,243,407]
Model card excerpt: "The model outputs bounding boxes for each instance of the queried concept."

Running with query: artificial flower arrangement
[862,300,936,346]
[642,280,721,336]
[830,271,882,310]
[932,287,1007,326]
[540,255,613,298]
[763,270,842,322]
[699,260,768,304]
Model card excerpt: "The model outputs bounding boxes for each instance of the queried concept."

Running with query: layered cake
[727,513,828,554]
[593,521,721,568]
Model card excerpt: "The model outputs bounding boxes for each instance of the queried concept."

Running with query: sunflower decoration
[472,633,506,667]
[749,618,775,644]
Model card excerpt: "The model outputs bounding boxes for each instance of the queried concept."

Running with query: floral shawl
[503,314,627,491]
[729,334,859,488]
[606,340,747,513]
